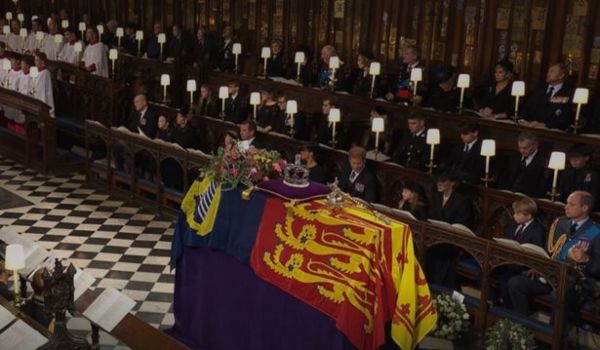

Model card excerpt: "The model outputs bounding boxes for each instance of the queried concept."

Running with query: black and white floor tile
[0,155,177,349]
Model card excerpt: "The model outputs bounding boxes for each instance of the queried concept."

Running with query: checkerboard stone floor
[0,155,177,349]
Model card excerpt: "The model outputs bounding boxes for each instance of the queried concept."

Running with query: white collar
[572,216,589,228]
[548,82,563,93]
[518,218,534,230]
[465,138,478,150]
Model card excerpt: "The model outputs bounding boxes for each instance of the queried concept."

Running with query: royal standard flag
[251,197,437,350]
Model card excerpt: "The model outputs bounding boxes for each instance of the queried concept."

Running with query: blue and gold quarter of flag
[181,177,222,236]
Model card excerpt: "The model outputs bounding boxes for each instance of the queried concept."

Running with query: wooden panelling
[1,0,598,90]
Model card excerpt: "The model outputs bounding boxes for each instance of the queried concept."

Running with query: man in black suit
[392,113,429,171]
[127,94,159,138]
[496,197,546,308]
[338,146,378,202]
[316,99,347,148]
[239,120,265,151]
[275,92,308,140]
[558,143,599,206]
[443,121,484,184]
[170,108,200,149]
[266,39,286,77]
[217,25,234,72]
[520,63,574,131]
[497,131,547,197]
[115,94,159,172]
[224,80,249,124]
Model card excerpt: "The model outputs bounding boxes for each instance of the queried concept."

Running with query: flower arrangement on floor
[431,293,470,341]
[202,145,287,187]
[484,319,536,350]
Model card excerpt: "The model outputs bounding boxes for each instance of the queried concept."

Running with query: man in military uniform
[392,113,429,171]
[338,146,378,202]
[385,45,426,104]
[508,191,600,318]
[519,63,574,131]
[559,143,598,206]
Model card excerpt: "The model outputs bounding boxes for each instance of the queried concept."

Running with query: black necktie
[514,224,524,238]
[546,86,554,97]
[570,222,578,235]
[521,157,527,168]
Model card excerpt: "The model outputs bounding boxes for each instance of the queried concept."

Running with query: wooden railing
[0,87,55,171]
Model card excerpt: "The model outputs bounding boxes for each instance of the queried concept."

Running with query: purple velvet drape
[167,246,356,350]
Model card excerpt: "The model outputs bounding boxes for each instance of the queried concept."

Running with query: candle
[61,19,69,29]
[219,86,229,117]
[109,48,118,76]
[157,33,166,58]
[187,79,197,105]
[250,92,260,121]
[511,81,525,119]
[261,47,271,76]
[548,151,566,199]
[480,139,496,174]
[457,73,470,111]
[115,27,124,48]
[426,128,440,167]
[410,68,423,97]
[328,107,341,147]
[294,51,305,80]
[369,62,381,98]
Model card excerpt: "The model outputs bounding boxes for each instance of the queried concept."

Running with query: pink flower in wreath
[230,166,238,177]
[249,167,258,175]
[272,162,283,172]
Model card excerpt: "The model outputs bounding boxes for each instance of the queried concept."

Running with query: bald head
[133,94,148,112]
[565,191,594,220]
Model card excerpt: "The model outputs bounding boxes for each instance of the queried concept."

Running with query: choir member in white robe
[14,57,35,124]
[33,52,55,117]
[7,57,22,91]
[41,19,63,61]
[58,29,85,64]
[6,20,25,53]
[24,19,45,53]
[81,28,108,78]
[15,57,33,96]
[4,56,23,123]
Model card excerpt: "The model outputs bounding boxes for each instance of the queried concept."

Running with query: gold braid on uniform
[547,218,568,259]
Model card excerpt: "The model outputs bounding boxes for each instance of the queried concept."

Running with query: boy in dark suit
[497,197,546,308]
[338,146,378,203]
[444,121,484,184]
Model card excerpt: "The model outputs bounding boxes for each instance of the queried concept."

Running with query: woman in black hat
[477,59,515,119]
[256,84,280,132]
[398,181,429,220]
[422,65,461,113]
[351,51,381,98]
[299,143,326,183]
